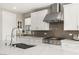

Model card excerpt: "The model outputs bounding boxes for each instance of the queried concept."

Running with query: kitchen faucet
[9,27,21,47]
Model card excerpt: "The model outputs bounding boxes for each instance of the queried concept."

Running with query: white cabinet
[61,39,79,53]
[77,5,79,30]
[31,9,49,30]
[64,4,79,30]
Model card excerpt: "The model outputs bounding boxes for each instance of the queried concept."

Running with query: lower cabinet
[61,39,79,53]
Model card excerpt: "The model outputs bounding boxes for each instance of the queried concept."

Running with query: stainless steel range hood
[43,3,63,23]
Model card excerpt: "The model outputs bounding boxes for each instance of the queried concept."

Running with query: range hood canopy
[43,3,63,23]
[43,12,63,23]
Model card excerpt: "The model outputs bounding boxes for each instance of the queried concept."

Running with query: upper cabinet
[31,9,49,30]
[64,4,79,30]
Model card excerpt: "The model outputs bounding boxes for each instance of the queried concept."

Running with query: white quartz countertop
[0,37,79,55]
[0,44,79,55]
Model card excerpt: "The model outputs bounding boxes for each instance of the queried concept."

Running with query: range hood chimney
[43,3,63,23]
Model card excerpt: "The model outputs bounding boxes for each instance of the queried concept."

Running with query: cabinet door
[77,4,79,30]
[31,10,49,30]
[64,4,77,30]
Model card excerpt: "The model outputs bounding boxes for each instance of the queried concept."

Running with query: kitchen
[0,3,79,55]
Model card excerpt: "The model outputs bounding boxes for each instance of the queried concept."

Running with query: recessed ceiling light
[13,6,16,9]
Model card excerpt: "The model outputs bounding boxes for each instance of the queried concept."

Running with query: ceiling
[0,3,51,13]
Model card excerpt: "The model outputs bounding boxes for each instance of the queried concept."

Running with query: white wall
[0,9,2,43]
[2,10,16,41]
[31,9,49,30]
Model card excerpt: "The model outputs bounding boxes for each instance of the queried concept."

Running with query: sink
[12,43,35,49]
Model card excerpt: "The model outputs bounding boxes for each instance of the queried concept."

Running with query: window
[25,18,31,25]
[25,18,31,31]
